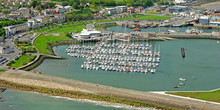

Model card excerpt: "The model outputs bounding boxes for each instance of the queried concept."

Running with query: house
[135,6,144,13]
[128,7,135,14]
[54,5,66,14]
[19,7,31,18]
[9,11,21,18]
[199,16,209,25]
[100,8,117,15]
[174,0,186,4]
[64,6,72,12]
[41,9,54,16]
[115,6,127,14]
[27,18,42,29]
[50,17,58,24]
[0,13,6,19]
[54,14,65,23]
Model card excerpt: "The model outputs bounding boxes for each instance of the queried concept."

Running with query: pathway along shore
[0,70,220,110]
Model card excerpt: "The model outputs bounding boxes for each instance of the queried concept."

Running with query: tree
[126,2,132,7]
[30,0,40,8]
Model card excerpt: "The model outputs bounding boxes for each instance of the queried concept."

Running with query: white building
[79,29,101,39]
[174,0,186,4]
[4,26,16,38]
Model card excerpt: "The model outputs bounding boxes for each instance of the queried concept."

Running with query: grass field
[145,12,161,14]
[7,55,36,68]
[34,25,85,54]
[135,15,171,20]
[0,70,6,72]
[167,90,220,103]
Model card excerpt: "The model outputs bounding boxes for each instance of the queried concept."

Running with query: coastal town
[1,0,220,110]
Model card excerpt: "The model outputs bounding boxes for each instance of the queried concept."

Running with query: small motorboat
[179,83,185,86]
[179,78,186,81]
[173,86,179,88]
[134,27,141,31]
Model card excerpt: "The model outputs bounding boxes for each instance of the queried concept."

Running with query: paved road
[0,37,22,69]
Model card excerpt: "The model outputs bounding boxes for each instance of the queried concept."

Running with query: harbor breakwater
[1,70,220,110]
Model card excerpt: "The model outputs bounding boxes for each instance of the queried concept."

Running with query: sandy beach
[0,70,220,110]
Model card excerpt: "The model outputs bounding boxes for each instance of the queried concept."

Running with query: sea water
[35,39,220,91]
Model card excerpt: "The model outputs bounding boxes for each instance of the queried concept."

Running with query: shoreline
[0,70,175,110]
[1,70,220,110]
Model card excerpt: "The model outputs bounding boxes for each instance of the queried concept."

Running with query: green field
[145,12,161,14]
[7,55,36,68]
[168,90,220,103]
[34,25,85,54]
[135,15,171,20]
[0,70,6,72]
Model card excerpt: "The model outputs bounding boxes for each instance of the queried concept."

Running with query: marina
[35,39,220,91]
[65,41,160,74]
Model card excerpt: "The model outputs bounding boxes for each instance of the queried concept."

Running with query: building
[115,6,127,14]
[209,16,220,26]
[199,16,209,25]
[54,14,65,23]
[209,22,220,26]
[128,7,135,14]
[174,0,186,4]
[19,7,31,18]
[0,13,6,19]
[165,5,189,13]
[4,23,28,37]
[100,8,117,15]
[4,26,16,37]
[79,29,101,39]
[27,18,41,29]
[41,9,54,16]
[50,17,58,24]
[64,6,72,12]
[135,6,144,13]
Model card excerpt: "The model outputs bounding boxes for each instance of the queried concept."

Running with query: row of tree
[51,0,157,8]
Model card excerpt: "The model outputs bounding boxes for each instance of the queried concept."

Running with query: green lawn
[49,24,85,33]
[145,12,161,14]
[34,25,85,54]
[7,55,36,68]
[167,90,220,103]
[0,70,6,72]
[34,35,71,54]
[135,15,171,20]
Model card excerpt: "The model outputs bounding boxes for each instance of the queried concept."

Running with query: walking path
[0,70,220,110]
